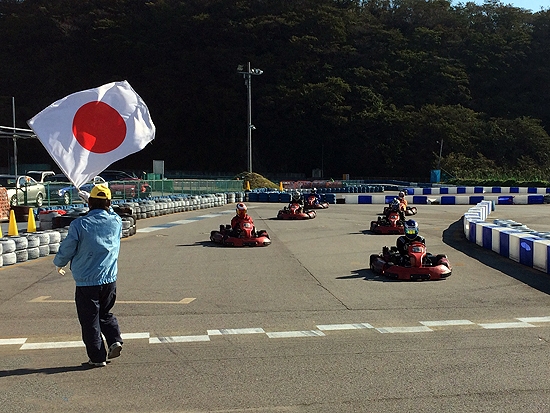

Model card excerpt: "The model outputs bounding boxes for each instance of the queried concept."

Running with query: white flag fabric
[28,80,155,189]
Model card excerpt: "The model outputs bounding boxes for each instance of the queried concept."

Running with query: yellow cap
[90,184,111,200]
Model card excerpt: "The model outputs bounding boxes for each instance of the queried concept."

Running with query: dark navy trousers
[75,281,123,363]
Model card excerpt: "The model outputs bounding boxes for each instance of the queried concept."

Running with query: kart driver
[308,188,321,204]
[289,192,304,212]
[396,220,425,256]
[231,202,254,235]
[389,198,405,223]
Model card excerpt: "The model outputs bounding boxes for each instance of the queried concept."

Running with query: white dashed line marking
[376,326,433,334]
[6,316,550,351]
[149,335,210,344]
[21,340,85,350]
[207,328,265,335]
[316,323,373,331]
[420,320,476,327]
[478,322,536,329]
[121,332,150,339]
[0,338,27,345]
[517,316,550,323]
[266,330,326,338]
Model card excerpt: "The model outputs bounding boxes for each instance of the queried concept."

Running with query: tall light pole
[437,139,444,170]
[11,97,17,176]
[237,62,263,173]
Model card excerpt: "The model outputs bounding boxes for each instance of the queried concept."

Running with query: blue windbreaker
[53,208,123,287]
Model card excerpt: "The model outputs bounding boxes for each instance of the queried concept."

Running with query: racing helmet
[236,202,247,218]
[399,191,405,198]
[292,192,301,202]
[390,198,400,211]
[404,219,418,240]
[311,187,317,194]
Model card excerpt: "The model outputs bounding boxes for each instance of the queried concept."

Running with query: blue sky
[465,0,549,12]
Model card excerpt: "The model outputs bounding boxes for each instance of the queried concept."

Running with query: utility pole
[237,63,263,173]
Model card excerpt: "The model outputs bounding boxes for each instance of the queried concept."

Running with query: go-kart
[210,221,271,247]
[370,210,404,234]
[369,241,451,280]
[277,203,316,220]
[383,201,417,216]
[304,195,329,210]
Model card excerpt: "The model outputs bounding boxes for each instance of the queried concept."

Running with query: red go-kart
[304,195,329,210]
[369,242,451,280]
[370,210,404,234]
[277,203,316,220]
[383,202,417,217]
[210,221,271,247]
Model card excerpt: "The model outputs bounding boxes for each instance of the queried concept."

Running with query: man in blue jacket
[54,184,123,367]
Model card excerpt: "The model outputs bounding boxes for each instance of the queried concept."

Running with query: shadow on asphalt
[176,241,217,247]
[338,268,398,283]
[443,217,550,295]
[0,364,96,377]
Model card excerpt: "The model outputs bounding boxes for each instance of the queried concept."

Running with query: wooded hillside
[0,0,549,180]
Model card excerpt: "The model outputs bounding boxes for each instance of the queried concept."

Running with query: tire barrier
[463,200,550,274]
[246,191,337,204]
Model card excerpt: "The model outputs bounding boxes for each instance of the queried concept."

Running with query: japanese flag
[27,80,155,189]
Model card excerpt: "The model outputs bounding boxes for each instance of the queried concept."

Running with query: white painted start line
[3,317,550,351]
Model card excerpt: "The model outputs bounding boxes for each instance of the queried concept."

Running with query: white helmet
[236,202,247,218]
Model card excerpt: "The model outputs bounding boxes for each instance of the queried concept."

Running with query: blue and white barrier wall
[463,201,550,274]
[405,187,550,195]
[341,191,546,205]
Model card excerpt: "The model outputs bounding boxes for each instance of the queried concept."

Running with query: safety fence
[463,201,550,274]
[282,181,385,192]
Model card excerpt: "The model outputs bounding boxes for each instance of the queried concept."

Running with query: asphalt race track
[1,202,550,412]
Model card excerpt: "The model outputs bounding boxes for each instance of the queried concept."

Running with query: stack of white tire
[46,230,61,254]
[0,238,16,266]
[25,233,40,260]
[121,216,136,238]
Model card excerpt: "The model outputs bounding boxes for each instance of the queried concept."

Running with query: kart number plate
[412,246,423,253]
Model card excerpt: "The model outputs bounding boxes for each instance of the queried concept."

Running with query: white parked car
[0,175,46,207]
[26,170,56,183]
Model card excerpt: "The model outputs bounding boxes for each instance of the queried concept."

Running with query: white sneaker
[87,360,106,367]
[107,342,122,359]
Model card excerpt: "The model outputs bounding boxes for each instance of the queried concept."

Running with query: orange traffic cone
[27,208,37,233]
[8,209,18,236]
[245,181,251,191]
[279,181,283,191]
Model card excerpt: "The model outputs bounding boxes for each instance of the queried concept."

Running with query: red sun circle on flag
[72,101,127,153]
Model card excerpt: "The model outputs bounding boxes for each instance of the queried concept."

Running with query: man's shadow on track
[443,217,550,295]
[0,364,104,378]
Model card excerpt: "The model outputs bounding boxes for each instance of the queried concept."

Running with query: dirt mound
[235,172,279,190]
